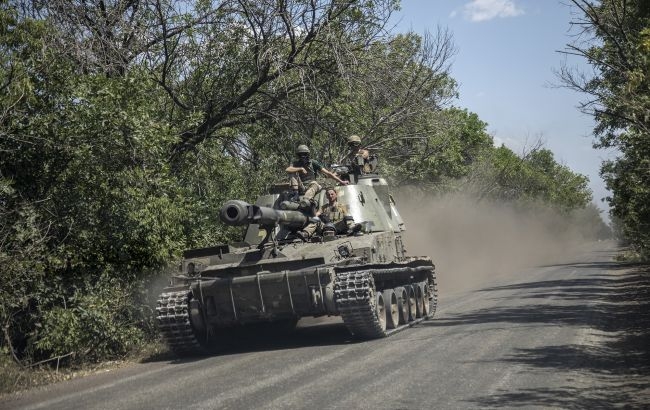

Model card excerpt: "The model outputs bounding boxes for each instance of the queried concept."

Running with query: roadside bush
[34,276,149,364]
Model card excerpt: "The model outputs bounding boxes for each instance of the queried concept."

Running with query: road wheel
[395,287,409,325]
[414,283,423,318]
[382,289,399,329]
[406,285,417,321]
[375,291,387,332]
[419,282,429,317]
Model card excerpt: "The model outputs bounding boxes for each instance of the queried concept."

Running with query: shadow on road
[426,261,650,408]
[143,319,355,364]
[539,260,645,270]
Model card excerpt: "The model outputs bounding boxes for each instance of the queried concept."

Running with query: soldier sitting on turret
[286,144,348,203]
[296,188,362,241]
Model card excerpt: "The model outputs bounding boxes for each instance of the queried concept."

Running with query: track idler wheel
[394,287,409,325]
[382,289,399,329]
[425,269,438,319]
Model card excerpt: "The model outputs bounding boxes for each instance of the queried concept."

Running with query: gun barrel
[219,200,308,228]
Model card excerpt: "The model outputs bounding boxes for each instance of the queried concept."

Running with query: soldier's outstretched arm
[286,165,307,174]
[321,168,349,185]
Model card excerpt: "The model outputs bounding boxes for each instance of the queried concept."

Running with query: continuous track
[156,291,206,354]
[334,267,438,338]
[334,270,386,338]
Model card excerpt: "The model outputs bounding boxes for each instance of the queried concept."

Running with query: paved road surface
[2,241,648,409]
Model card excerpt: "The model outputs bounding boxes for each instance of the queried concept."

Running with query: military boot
[348,223,363,236]
[295,230,310,242]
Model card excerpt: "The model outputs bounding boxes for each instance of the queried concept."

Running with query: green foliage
[564,0,650,257]
[35,276,147,363]
[384,108,494,188]
[461,145,592,212]
[0,3,188,365]
[174,136,265,247]
[602,147,650,255]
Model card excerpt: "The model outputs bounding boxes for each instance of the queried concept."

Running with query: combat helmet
[296,144,310,155]
[347,135,361,145]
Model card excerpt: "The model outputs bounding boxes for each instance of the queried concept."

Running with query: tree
[559,0,650,257]
[461,142,592,211]
[149,0,399,163]
[0,3,190,364]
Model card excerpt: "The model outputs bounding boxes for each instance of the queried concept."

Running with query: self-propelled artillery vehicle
[156,171,437,355]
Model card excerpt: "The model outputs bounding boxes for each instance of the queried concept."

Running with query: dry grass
[0,340,170,397]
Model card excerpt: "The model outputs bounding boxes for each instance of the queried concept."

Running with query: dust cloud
[397,191,594,294]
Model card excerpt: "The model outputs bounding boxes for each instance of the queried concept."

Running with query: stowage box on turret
[156,169,437,355]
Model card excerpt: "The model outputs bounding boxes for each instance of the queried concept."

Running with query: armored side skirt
[191,268,337,326]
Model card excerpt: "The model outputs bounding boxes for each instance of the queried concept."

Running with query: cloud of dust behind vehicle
[397,191,598,293]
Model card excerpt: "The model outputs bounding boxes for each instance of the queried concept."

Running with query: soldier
[297,187,361,241]
[347,134,369,161]
[286,144,348,202]
[346,135,377,177]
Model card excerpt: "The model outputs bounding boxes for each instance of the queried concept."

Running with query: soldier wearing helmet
[286,144,348,202]
[346,134,377,179]
[347,135,368,157]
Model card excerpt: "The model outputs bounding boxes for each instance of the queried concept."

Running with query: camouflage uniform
[345,135,377,177]
[303,200,356,238]
[288,158,325,201]
[288,146,350,241]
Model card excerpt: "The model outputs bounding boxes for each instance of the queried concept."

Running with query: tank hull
[156,252,436,354]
